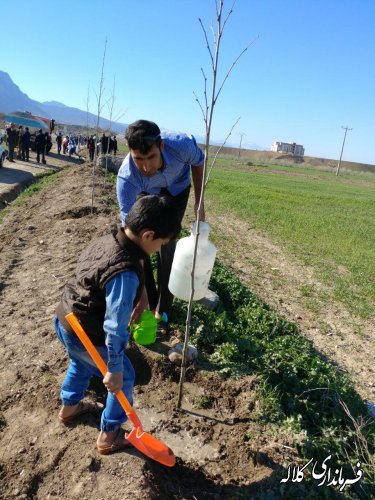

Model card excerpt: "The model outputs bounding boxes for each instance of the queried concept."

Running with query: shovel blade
[126,427,176,467]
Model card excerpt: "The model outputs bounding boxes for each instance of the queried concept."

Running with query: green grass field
[206,163,375,318]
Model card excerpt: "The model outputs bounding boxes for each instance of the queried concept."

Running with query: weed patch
[171,261,374,496]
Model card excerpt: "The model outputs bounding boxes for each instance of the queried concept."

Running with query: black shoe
[157,320,170,336]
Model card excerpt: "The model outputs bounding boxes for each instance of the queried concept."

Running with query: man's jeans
[54,317,135,432]
[144,185,191,316]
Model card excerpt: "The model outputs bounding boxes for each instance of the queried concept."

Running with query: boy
[54,195,181,454]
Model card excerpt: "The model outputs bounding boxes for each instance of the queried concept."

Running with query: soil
[0,150,373,499]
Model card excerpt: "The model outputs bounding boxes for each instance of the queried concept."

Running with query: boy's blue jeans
[54,316,135,432]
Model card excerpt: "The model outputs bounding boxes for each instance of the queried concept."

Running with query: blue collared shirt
[116,132,204,224]
[104,271,139,372]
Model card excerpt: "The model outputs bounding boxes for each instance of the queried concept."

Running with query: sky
[2,0,375,165]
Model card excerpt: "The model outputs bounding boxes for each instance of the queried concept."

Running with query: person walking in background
[45,132,52,155]
[17,126,24,159]
[63,136,69,154]
[87,135,95,161]
[35,129,46,164]
[21,127,31,161]
[113,136,118,156]
[56,132,63,154]
[6,123,17,162]
[108,136,114,154]
[101,133,109,155]
[116,119,205,329]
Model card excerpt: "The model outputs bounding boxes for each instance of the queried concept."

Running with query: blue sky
[2,0,375,164]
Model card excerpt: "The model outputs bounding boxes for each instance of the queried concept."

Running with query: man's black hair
[125,120,162,154]
[125,194,181,240]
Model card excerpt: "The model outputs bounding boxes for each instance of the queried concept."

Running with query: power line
[336,126,353,176]
[238,132,245,158]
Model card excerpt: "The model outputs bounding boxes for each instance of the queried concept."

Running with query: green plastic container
[131,310,167,346]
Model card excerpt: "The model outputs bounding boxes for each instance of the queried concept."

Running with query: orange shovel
[65,312,176,467]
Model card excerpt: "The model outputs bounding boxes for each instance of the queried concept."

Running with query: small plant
[196,395,214,409]
[299,283,316,297]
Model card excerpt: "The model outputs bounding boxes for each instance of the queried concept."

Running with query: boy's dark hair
[125,120,162,154]
[125,194,181,240]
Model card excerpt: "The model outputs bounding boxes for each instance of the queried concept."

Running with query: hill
[0,71,128,132]
[1,70,373,173]
[207,144,375,174]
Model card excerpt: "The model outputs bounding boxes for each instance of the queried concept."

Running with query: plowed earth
[0,151,373,499]
[0,157,297,499]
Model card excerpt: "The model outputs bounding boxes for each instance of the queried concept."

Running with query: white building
[271,141,305,157]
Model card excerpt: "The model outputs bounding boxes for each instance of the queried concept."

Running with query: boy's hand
[103,371,123,395]
[130,287,148,324]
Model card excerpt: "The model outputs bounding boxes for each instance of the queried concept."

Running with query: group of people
[57,134,81,157]
[55,119,205,453]
[100,133,118,156]
[5,124,53,164]
[86,133,119,161]
[5,123,31,162]
[4,126,119,165]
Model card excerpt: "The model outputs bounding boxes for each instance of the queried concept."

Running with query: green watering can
[131,310,168,346]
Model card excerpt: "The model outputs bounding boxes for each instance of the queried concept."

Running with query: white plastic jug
[168,221,217,301]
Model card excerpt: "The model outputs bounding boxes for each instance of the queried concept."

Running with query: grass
[206,164,375,318]
[117,144,129,154]
[171,261,375,498]
[0,170,60,223]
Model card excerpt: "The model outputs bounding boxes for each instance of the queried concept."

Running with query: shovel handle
[65,312,141,426]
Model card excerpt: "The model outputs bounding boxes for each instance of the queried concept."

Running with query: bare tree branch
[193,91,206,124]
[215,35,259,105]
[219,0,236,36]
[205,116,241,186]
[198,18,214,70]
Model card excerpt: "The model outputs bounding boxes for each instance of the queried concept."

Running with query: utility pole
[336,126,352,176]
[238,132,245,158]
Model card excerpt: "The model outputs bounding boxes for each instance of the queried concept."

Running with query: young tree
[177,0,258,407]
[103,76,127,188]
[91,38,107,214]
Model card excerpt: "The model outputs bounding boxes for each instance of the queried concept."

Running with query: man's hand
[103,371,123,395]
[194,202,205,221]
[129,287,148,324]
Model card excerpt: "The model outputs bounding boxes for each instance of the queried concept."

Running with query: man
[56,132,63,154]
[6,123,17,162]
[116,119,205,326]
[35,129,46,164]
[21,127,31,161]
[101,133,109,154]
[17,126,24,159]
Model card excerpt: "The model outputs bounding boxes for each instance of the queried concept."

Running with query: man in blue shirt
[55,195,181,454]
[117,120,205,324]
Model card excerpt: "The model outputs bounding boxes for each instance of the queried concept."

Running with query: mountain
[0,71,47,117]
[0,71,128,132]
